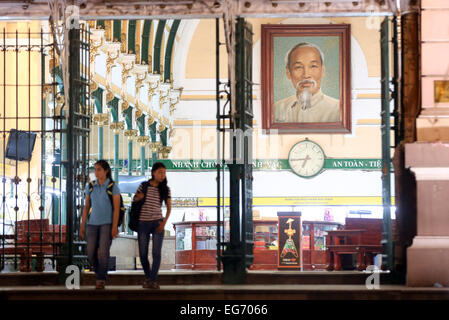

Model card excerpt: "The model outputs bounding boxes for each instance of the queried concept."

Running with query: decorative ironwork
[124,129,138,140]
[93,113,110,126]
[149,141,162,153]
[137,136,150,146]
[106,90,115,103]
[110,121,125,133]
[147,72,161,97]
[117,53,136,96]
[158,146,172,159]
[158,82,171,107]
[158,123,166,133]
[90,29,105,66]
[169,86,183,114]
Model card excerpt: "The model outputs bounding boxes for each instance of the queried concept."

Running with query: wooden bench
[0,219,66,272]
[326,218,395,271]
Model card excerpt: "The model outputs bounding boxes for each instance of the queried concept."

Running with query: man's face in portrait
[286,46,325,97]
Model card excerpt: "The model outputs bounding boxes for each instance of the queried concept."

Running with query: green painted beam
[149,122,158,167]
[136,114,147,174]
[114,134,119,183]
[107,97,119,122]
[140,146,146,176]
[164,20,180,82]
[122,103,134,175]
[128,141,133,175]
[51,66,64,94]
[98,127,104,160]
[149,122,157,142]
[136,114,146,136]
[113,20,121,42]
[141,20,152,65]
[91,87,103,113]
[128,20,137,54]
[159,128,167,147]
[122,104,133,129]
[153,20,166,74]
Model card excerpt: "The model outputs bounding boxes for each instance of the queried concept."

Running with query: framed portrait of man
[261,24,351,133]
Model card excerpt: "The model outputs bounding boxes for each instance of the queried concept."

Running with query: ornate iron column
[220,18,254,284]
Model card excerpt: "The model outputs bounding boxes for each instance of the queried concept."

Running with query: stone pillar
[405,143,449,286]
[392,8,420,277]
[405,0,449,287]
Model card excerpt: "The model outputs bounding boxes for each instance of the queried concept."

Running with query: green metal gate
[0,25,90,278]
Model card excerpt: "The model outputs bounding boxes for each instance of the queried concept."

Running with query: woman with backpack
[132,162,172,289]
[80,160,121,289]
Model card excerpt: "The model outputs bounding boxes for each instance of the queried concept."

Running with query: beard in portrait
[274,42,340,123]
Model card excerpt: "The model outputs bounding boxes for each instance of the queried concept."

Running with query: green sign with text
[107,159,382,171]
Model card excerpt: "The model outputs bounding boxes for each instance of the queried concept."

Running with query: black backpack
[128,181,150,232]
[88,180,125,229]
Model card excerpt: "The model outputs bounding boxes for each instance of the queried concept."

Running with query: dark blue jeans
[86,224,112,281]
[137,220,164,282]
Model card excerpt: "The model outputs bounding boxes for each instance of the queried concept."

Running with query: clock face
[288,140,325,178]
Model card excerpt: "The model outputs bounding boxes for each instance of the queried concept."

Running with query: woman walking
[133,162,172,289]
[80,160,121,289]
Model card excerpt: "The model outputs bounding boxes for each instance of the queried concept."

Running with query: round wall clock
[288,139,325,178]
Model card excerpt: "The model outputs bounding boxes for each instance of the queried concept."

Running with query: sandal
[95,280,105,290]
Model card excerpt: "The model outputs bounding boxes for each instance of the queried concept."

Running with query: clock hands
[290,154,311,168]
[301,154,311,168]
[289,140,324,177]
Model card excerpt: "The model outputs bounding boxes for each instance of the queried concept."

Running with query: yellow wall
[179,18,386,160]
[186,17,383,79]
[0,22,43,219]
[168,126,382,159]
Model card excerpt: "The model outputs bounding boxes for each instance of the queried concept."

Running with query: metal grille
[0,25,91,273]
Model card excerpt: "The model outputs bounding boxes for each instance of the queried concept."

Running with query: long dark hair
[151,162,169,205]
[94,159,113,182]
